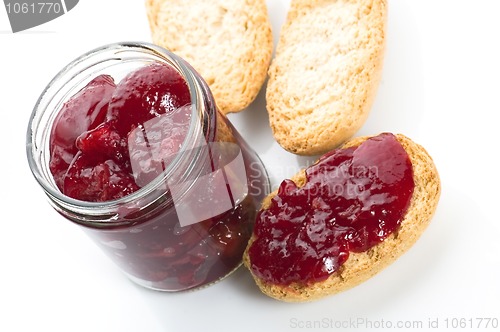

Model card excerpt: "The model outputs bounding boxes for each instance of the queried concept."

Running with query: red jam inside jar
[42,46,269,291]
[49,63,191,202]
[248,133,414,286]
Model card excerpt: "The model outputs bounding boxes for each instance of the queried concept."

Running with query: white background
[1,1,499,331]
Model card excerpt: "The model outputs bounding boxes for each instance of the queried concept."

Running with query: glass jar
[26,42,270,291]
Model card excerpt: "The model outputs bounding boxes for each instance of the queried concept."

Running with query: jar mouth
[26,42,211,213]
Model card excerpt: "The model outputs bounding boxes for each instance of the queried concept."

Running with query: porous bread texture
[266,0,387,155]
[146,0,273,114]
[243,134,441,302]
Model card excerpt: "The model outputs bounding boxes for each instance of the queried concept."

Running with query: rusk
[146,0,273,114]
[266,0,387,155]
[243,134,441,302]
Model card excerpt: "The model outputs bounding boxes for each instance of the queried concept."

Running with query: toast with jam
[243,133,441,302]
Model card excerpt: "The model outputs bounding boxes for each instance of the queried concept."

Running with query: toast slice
[146,0,273,114]
[266,0,387,155]
[243,134,441,302]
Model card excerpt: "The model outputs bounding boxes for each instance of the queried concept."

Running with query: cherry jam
[27,43,269,291]
[50,63,191,202]
[248,133,414,286]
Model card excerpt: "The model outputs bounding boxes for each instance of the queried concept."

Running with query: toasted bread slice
[146,0,273,114]
[243,134,441,302]
[266,0,387,155]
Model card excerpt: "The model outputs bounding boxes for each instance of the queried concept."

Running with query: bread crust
[266,0,387,155]
[146,0,273,114]
[243,134,441,302]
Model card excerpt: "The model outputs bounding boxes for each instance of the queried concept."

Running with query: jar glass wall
[26,42,270,291]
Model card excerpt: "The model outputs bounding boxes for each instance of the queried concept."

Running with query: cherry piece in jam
[248,133,415,286]
[49,75,115,189]
[63,153,140,202]
[107,62,191,136]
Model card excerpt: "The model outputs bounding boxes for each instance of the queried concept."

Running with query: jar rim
[26,41,210,214]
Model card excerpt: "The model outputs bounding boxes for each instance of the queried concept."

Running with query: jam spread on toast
[248,133,414,285]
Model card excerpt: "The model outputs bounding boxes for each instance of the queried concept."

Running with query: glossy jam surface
[48,62,268,290]
[49,63,190,201]
[248,133,415,286]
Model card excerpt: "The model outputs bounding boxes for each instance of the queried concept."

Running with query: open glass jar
[26,42,270,291]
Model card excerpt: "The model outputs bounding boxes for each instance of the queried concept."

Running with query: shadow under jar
[26,42,270,291]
